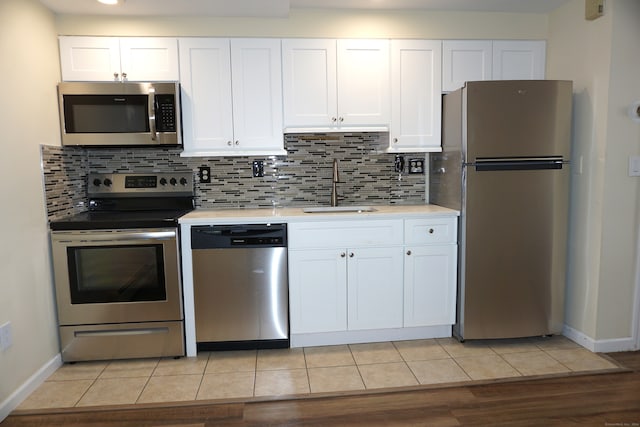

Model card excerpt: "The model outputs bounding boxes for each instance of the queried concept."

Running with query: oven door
[51,228,183,326]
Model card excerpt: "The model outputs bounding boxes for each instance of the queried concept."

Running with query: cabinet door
[59,36,121,81]
[230,39,285,154]
[347,247,404,330]
[282,39,338,128]
[337,39,390,126]
[289,250,348,334]
[119,37,179,81]
[442,40,492,92]
[404,245,457,327]
[178,38,234,154]
[492,41,546,80]
[390,40,442,152]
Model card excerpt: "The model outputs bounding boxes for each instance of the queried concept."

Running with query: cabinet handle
[331,117,337,123]
[393,138,398,143]
[227,141,232,146]
[235,140,239,145]
[349,252,354,258]
[339,117,344,122]
[406,250,412,256]
[340,252,346,258]
[113,72,119,80]
[121,72,127,81]
[428,228,435,234]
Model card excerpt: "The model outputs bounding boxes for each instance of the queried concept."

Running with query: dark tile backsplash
[41,133,426,221]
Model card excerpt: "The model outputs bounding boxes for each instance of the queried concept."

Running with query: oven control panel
[88,173,194,197]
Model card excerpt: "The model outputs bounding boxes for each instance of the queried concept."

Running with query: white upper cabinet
[492,40,546,80]
[389,40,442,153]
[282,39,338,129]
[442,40,546,92]
[337,39,390,129]
[178,38,234,155]
[59,36,179,82]
[282,39,390,132]
[442,40,492,93]
[179,38,285,156]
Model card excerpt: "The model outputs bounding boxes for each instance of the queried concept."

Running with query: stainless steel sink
[302,206,377,214]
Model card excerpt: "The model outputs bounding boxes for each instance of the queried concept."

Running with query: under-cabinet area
[179,205,459,356]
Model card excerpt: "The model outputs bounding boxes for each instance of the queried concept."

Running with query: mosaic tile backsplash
[41,133,427,221]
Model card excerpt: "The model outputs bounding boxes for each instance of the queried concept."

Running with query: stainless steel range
[49,172,194,362]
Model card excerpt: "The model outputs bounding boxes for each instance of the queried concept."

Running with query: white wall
[598,0,640,341]
[0,0,62,418]
[54,8,548,39]
[547,0,640,349]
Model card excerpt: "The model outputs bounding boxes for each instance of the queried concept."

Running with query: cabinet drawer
[404,217,457,245]
[289,220,403,249]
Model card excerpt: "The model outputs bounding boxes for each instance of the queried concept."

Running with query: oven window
[63,95,150,134]
[67,244,166,304]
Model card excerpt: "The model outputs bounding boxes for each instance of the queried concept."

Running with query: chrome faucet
[331,158,339,207]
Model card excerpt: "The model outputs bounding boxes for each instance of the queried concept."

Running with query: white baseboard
[0,353,62,423]
[563,325,637,353]
[291,325,452,348]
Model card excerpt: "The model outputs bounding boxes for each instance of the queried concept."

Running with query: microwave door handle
[148,87,157,141]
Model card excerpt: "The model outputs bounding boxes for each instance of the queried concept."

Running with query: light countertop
[179,204,459,225]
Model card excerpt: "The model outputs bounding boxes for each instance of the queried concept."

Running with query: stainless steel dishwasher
[191,223,289,351]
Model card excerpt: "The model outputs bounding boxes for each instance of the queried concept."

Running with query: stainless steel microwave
[57,81,181,147]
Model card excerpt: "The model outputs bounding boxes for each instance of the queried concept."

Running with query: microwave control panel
[155,94,176,132]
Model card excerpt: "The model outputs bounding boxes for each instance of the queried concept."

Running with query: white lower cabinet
[403,245,457,327]
[289,246,403,334]
[403,217,458,327]
[347,247,404,330]
[289,249,347,334]
[288,215,457,344]
[288,219,404,335]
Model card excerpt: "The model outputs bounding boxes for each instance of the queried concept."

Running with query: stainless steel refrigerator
[430,80,573,341]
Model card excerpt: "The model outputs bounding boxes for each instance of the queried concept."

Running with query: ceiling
[38,0,572,17]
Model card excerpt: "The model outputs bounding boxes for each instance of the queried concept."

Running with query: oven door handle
[54,230,176,243]
[75,327,169,338]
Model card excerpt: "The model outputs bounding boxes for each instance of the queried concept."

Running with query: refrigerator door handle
[468,157,568,172]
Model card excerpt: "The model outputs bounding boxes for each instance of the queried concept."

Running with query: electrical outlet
[408,158,425,174]
[198,166,211,183]
[0,322,12,351]
[252,160,264,178]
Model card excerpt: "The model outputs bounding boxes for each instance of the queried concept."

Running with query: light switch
[628,156,640,177]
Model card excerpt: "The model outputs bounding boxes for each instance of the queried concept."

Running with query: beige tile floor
[17,336,620,411]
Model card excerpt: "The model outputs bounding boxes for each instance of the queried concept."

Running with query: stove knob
[92,178,101,187]
[103,178,112,187]
[159,177,167,186]
[170,178,177,186]
[180,177,188,186]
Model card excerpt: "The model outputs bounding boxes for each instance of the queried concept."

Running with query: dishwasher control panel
[191,224,287,249]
